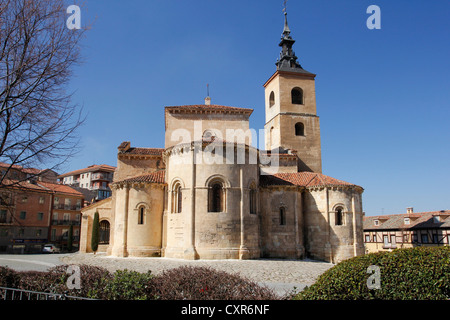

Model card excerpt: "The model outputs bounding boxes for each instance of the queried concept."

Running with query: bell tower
[264,11,322,173]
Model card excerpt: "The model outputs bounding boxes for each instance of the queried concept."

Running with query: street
[0,254,70,272]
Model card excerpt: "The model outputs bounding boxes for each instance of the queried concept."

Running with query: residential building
[0,165,84,253]
[58,164,116,201]
[363,208,450,253]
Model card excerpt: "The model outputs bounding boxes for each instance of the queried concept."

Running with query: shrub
[0,266,20,288]
[148,265,278,300]
[99,269,153,300]
[295,246,450,300]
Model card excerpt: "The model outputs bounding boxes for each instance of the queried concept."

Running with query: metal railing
[0,286,96,300]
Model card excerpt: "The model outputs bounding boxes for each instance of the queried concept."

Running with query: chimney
[406,207,414,214]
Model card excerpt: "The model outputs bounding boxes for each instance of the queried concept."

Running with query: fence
[0,286,97,300]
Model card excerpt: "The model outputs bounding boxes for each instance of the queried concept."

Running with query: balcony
[91,173,108,181]
[51,219,81,226]
[53,204,82,211]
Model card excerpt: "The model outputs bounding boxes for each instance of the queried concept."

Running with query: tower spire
[275,3,312,74]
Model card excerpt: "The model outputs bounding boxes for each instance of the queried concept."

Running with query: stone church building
[79,12,365,263]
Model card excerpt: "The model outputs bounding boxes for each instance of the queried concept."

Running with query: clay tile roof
[38,181,84,197]
[165,104,253,115]
[260,172,358,188]
[363,210,450,230]
[1,179,51,192]
[121,147,164,156]
[116,171,166,185]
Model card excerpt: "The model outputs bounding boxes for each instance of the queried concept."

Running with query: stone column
[184,145,197,259]
[111,185,129,257]
[351,189,358,257]
[239,167,249,259]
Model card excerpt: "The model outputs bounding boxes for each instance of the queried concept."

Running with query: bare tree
[0,0,87,186]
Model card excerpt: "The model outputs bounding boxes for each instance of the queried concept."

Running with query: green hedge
[295,246,450,300]
[0,265,278,300]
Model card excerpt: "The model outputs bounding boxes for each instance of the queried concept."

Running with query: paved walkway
[61,253,334,297]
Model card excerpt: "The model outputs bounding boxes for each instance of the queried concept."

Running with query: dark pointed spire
[275,9,313,75]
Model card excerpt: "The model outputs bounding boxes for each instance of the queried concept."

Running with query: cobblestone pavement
[61,253,334,297]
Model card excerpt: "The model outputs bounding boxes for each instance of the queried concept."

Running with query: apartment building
[363,208,450,253]
[58,164,116,201]
[0,163,84,253]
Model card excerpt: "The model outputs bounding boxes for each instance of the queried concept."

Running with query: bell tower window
[291,87,303,105]
[295,122,304,136]
[269,91,275,108]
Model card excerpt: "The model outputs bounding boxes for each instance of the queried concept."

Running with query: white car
[42,244,61,253]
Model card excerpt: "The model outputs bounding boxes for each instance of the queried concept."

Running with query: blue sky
[64,0,450,216]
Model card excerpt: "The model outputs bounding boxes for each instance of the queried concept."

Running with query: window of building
[390,235,396,246]
[373,234,377,242]
[383,235,389,246]
[421,234,429,244]
[374,220,379,226]
[39,196,45,204]
[20,211,26,220]
[335,207,344,226]
[36,229,42,237]
[208,180,225,213]
[0,210,7,223]
[138,206,145,225]
[404,218,410,225]
[21,196,28,203]
[172,182,183,214]
[295,122,304,136]
[279,207,286,225]
[365,235,370,242]
[99,220,110,244]
[291,87,303,104]
[433,216,440,223]
[37,212,43,221]
[19,228,24,237]
[269,91,275,107]
[403,234,409,243]
[433,234,439,244]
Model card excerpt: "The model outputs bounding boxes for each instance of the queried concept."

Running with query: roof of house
[260,172,359,188]
[363,210,450,230]
[113,171,166,185]
[119,147,164,156]
[165,104,253,115]
[1,179,83,197]
[58,164,116,178]
[38,181,84,197]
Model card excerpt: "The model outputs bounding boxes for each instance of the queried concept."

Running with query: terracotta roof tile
[364,211,450,230]
[120,147,164,156]
[116,171,166,185]
[260,172,357,188]
[38,181,84,197]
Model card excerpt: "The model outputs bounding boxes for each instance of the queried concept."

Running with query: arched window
[335,207,344,226]
[249,186,257,214]
[208,180,225,212]
[172,182,183,213]
[269,91,275,107]
[138,206,145,225]
[295,122,304,136]
[99,220,110,244]
[203,130,216,141]
[280,207,286,225]
[291,87,303,105]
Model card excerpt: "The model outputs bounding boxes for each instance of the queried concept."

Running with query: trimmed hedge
[0,264,278,300]
[295,246,450,300]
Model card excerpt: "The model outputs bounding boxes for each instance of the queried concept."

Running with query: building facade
[79,12,365,263]
[363,208,450,253]
[58,164,116,201]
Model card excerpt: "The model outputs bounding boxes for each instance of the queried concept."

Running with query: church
[79,12,365,263]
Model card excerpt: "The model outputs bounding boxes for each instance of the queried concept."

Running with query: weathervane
[283,0,288,14]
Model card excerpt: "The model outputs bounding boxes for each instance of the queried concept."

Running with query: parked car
[42,244,61,253]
